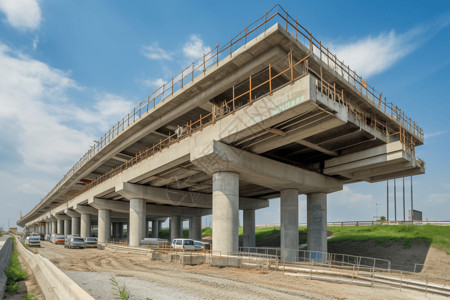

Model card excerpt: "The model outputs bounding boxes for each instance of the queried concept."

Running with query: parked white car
[25,236,41,247]
[171,238,196,250]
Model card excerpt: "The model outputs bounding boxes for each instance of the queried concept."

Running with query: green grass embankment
[201,225,450,254]
[327,225,450,253]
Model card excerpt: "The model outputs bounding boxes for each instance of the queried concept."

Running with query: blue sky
[0,0,449,230]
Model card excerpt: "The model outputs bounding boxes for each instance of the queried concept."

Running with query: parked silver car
[64,236,86,249]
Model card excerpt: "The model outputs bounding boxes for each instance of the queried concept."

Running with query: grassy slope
[201,225,450,254]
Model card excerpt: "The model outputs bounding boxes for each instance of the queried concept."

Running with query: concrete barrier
[180,255,206,265]
[0,236,13,300]
[16,239,94,300]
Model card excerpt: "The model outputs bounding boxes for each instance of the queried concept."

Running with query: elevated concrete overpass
[19,6,424,261]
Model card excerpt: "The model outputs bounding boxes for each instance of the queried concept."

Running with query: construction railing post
[285,11,288,30]
[290,48,293,84]
[232,85,235,112]
[269,64,272,95]
[249,75,252,104]
[216,43,219,66]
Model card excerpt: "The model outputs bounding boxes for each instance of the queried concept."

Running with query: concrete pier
[307,193,327,254]
[80,213,91,238]
[57,219,63,234]
[170,216,181,242]
[189,216,202,241]
[152,220,159,238]
[64,219,71,236]
[243,209,256,248]
[71,217,80,235]
[212,172,239,254]
[51,221,56,234]
[129,198,146,247]
[98,209,111,244]
[280,189,299,263]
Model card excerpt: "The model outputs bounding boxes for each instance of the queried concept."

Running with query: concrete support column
[152,220,159,238]
[307,193,327,254]
[189,216,202,241]
[180,219,184,238]
[80,213,91,238]
[212,171,239,254]
[243,209,256,248]
[51,221,56,234]
[45,222,49,236]
[280,189,299,263]
[98,209,111,244]
[71,217,80,235]
[129,198,146,247]
[170,216,181,242]
[118,223,123,239]
[64,219,71,236]
[145,219,150,238]
[57,219,64,234]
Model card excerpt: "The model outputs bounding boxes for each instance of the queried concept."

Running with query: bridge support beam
[280,189,299,263]
[307,193,327,254]
[212,171,239,254]
[189,216,202,241]
[129,198,146,247]
[98,209,111,244]
[80,213,91,238]
[243,209,256,248]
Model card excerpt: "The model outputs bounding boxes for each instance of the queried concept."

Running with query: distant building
[409,210,422,221]
[9,227,17,233]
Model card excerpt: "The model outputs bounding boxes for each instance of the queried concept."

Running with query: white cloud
[425,193,450,205]
[0,43,133,174]
[142,78,166,88]
[0,0,41,31]
[425,131,446,139]
[141,43,172,60]
[332,28,423,78]
[32,35,39,49]
[183,34,211,60]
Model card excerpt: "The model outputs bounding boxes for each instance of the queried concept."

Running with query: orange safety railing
[75,51,309,197]
[30,5,423,218]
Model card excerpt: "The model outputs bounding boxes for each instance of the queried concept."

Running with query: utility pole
[394,179,397,221]
[403,177,406,222]
[386,180,389,221]
[411,176,414,222]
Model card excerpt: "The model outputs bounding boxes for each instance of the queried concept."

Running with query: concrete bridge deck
[18,6,424,261]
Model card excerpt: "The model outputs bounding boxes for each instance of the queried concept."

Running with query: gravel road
[36,241,446,300]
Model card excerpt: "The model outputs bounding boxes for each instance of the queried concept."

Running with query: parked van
[171,238,196,250]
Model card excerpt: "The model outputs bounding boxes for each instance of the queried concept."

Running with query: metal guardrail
[24,4,424,223]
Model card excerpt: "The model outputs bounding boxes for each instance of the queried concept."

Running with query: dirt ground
[34,241,447,300]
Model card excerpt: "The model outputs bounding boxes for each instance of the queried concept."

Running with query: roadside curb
[16,238,94,300]
[0,236,13,300]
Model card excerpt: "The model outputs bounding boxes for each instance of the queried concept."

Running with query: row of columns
[32,171,326,259]
[212,171,327,262]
